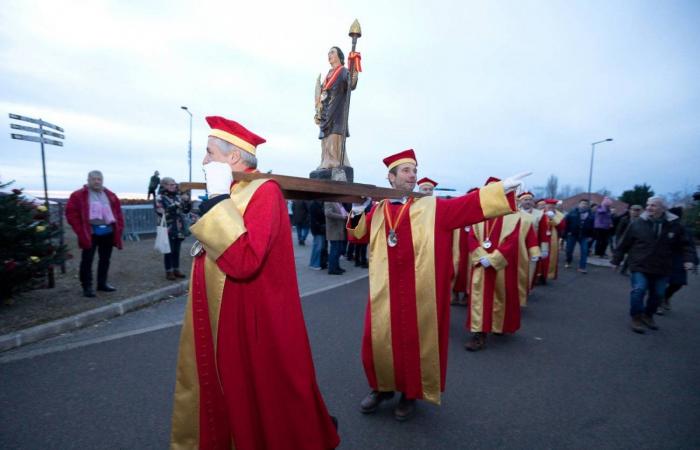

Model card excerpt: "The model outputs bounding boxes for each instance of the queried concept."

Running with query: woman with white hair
[155,177,191,280]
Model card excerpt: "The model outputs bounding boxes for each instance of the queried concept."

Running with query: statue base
[309,166,354,183]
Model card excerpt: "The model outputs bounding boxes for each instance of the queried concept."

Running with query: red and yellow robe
[519,208,543,286]
[516,212,541,307]
[535,211,566,281]
[348,182,515,405]
[466,214,521,334]
[170,177,339,450]
[452,227,471,296]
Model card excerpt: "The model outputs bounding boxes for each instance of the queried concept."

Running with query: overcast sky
[1,0,698,198]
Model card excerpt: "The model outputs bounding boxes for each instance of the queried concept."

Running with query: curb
[0,281,188,353]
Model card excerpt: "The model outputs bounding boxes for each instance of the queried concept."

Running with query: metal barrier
[121,204,158,241]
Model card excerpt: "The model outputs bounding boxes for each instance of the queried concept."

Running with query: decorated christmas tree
[0,181,67,303]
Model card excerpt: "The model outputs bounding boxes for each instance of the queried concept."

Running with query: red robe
[466,214,521,334]
[452,227,471,296]
[535,211,566,282]
[171,178,339,450]
[516,212,541,307]
[349,182,515,404]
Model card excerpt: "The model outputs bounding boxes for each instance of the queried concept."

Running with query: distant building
[561,193,629,213]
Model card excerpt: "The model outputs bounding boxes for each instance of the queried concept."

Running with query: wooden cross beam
[179,172,425,203]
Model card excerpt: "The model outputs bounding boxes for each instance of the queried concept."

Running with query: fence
[121,204,158,241]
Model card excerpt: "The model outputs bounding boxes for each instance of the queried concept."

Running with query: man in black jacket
[564,199,595,272]
[612,197,696,333]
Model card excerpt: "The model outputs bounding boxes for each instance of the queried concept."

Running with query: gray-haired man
[612,197,696,333]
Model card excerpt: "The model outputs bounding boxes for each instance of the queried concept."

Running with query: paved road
[1,265,699,449]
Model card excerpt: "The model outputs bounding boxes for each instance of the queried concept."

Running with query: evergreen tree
[0,181,67,303]
[619,183,654,206]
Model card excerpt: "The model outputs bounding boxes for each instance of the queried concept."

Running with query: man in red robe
[464,178,524,351]
[516,192,542,306]
[535,199,566,284]
[348,150,529,421]
[170,116,339,450]
[452,187,479,306]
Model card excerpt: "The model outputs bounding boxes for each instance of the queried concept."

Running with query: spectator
[615,204,643,274]
[564,199,594,271]
[593,196,614,257]
[65,170,124,297]
[147,170,160,201]
[347,201,371,268]
[658,207,699,314]
[324,201,347,275]
[612,197,696,334]
[309,200,328,270]
[292,199,310,245]
[155,177,191,280]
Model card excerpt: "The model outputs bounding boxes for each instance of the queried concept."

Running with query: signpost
[8,113,65,209]
[8,113,67,280]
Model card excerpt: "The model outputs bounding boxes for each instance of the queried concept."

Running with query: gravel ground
[0,232,194,334]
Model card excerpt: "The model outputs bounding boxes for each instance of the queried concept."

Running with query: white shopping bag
[154,215,171,254]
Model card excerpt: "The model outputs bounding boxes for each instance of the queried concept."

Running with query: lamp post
[588,138,613,200]
[180,106,193,182]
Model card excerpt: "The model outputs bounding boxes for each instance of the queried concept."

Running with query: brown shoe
[640,314,659,330]
[464,332,486,351]
[173,270,186,278]
[631,315,645,334]
[166,272,176,281]
[394,393,416,422]
[359,390,394,414]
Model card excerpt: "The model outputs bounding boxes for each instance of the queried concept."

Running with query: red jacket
[65,186,124,250]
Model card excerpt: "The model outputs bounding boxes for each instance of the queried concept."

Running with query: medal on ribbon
[383,199,412,248]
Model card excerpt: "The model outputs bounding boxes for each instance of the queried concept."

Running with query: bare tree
[545,174,558,198]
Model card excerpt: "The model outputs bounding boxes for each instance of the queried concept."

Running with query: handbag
[154,215,171,254]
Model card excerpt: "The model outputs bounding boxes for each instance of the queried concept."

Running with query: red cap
[544,198,558,205]
[206,116,266,155]
[417,177,438,187]
[383,149,417,171]
[484,176,501,185]
[518,191,534,200]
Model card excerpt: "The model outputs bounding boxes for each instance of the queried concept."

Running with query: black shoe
[339,267,346,273]
[331,415,338,431]
[97,284,117,292]
[328,269,344,275]
[360,391,395,414]
[361,262,369,269]
[394,394,416,422]
[83,287,96,298]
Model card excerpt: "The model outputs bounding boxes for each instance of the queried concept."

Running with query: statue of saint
[315,46,359,169]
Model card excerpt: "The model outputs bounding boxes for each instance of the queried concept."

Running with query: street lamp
[588,138,613,200]
[180,106,193,182]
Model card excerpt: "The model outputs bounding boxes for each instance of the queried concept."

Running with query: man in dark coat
[147,170,160,200]
[292,199,310,245]
[65,170,124,297]
[612,197,696,333]
[563,199,594,271]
